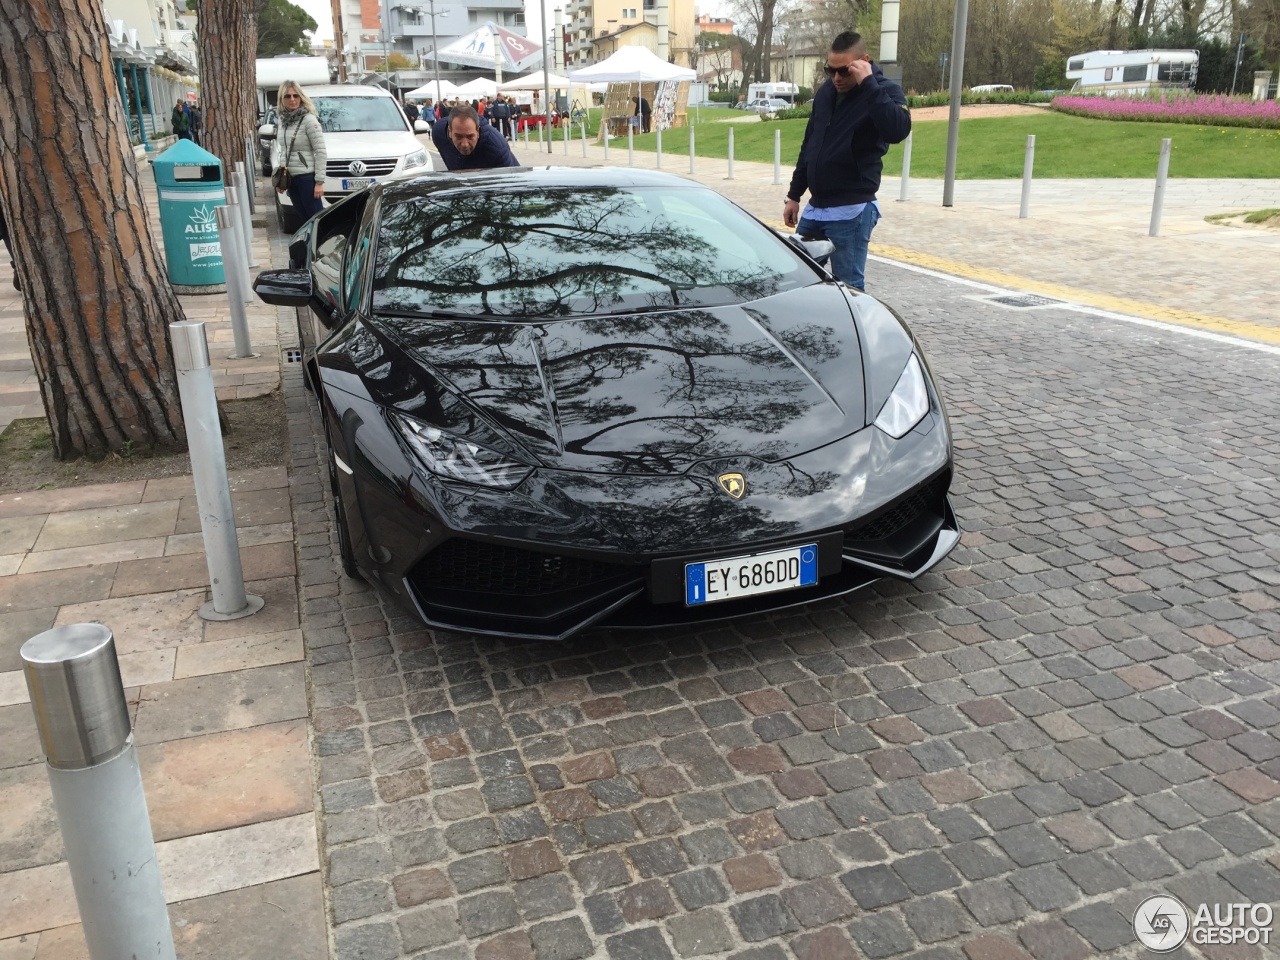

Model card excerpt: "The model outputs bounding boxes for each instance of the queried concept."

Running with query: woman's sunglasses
[282,93,301,100]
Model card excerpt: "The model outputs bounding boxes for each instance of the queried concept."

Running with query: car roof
[380,166,712,202]
[301,84,396,98]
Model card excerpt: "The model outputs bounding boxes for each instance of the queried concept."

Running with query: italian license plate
[686,544,818,606]
[341,177,374,190]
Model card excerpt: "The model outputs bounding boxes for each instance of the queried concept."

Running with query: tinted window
[311,193,369,312]
[313,96,408,132]
[371,186,816,320]
[1157,62,1194,82]
[1122,64,1147,82]
[1067,59,1084,71]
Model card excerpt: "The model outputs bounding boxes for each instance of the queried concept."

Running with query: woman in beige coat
[274,81,327,224]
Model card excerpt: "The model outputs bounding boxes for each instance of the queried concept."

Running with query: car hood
[321,130,421,160]
[365,284,868,476]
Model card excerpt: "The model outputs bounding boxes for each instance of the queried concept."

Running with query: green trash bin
[152,140,226,294]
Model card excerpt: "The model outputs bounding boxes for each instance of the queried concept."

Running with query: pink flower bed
[1052,92,1280,129]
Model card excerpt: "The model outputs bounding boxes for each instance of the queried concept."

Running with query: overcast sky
[292,0,729,51]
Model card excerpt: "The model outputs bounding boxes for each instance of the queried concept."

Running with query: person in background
[490,95,511,140]
[431,104,519,171]
[274,80,327,222]
[171,99,191,140]
[783,30,910,291]
[633,95,652,133]
[189,101,203,146]
[403,100,420,124]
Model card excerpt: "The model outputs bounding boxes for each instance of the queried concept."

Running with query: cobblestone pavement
[283,222,1280,960]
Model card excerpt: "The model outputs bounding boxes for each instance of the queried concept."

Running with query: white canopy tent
[569,46,695,136]
[456,77,498,98]
[498,70,573,91]
[405,79,462,100]
[567,46,696,83]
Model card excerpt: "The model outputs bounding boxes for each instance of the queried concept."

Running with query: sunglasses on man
[823,59,869,77]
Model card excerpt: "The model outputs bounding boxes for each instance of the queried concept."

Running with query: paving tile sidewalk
[0,169,324,957]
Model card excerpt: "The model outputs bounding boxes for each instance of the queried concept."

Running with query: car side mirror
[800,238,834,267]
[253,268,312,306]
[258,124,276,139]
[413,119,430,133]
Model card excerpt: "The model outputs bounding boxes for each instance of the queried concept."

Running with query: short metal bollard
[220,188,251,302]
[627,123,634,166]
[773,129,782,185]
[214,207,255,359]
[1149,138,1172,237]
[898,132,912,201]
[170,321,265,621]
[232,165,258,266]
[727,127,734,180]
[1019,135,1035,219]
[603,128,609,162]
[524,123,529,148]
[689,125,695,175]
[241,137,258,214]
[22,623,178,960]
[581,121,588,157]
[563,120,569,155]
[656,127,662,169]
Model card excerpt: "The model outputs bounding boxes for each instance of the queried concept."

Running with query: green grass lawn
[610,111,1280,178]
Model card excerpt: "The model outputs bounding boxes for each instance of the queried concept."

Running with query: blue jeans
[286,172,325,222]
[797,203,880,290]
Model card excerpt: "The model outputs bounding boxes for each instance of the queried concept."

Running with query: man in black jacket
[783,31,910,290]
[431,104,520,171]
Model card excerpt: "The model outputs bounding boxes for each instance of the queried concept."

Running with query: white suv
[264,84,433,232]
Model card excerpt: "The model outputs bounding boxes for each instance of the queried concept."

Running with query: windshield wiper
[373,307,491,321]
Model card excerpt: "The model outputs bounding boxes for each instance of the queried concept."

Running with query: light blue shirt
[801,200,879,222]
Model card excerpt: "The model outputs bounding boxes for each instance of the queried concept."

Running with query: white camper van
[747,82,799,104]
[1064,49,1198,95]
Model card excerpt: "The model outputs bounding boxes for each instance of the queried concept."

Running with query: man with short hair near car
[431,104,520,171]
[783,30,910,291]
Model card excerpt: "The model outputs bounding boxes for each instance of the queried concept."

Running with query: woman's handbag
[271,118,303,192]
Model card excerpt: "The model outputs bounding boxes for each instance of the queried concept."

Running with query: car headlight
[391,413,531,489]
[874,354,930,438]
[403,149,428,171]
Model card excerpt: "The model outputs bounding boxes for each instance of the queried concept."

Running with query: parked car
[253,167,958,640]
[741,97,791,113]
[260,84,433,233]
[258,106,276,176]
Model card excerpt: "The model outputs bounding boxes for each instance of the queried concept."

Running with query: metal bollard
[773,129,782,185]
[898,132,912,201]
[242,136,257,214]
[563,119,569,155]
[220,189,251,302]
[22,623,178,960]
[524,123,529,148]
[627,122,634,166]
[214,207,255,359]
[1149,138,1172,237]
[230,168,257,268]
[603,128,609,162]
[1019,135,1035,219]
[727,127,734,180]
[581,121,588,157]
[689,124,695,175]
[170,321,265,621]
[537,122,542,147]
[656,127,662,169]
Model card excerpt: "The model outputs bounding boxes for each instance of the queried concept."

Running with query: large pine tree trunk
[0,0,186,460]
[195,0,259,174]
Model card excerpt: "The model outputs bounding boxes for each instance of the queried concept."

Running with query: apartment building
[102,0,200,147]
[562,0,696,68]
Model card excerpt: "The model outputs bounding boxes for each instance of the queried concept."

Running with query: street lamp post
[424,0,443,101]
[539,0,553,152]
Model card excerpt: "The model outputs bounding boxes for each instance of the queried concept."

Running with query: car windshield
[313,96,407,132]
[371,185,817,320]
